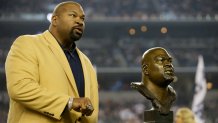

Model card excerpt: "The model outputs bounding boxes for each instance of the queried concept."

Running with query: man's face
[175,114,183,123]
[146,49,175,87]
[55,3,85,42]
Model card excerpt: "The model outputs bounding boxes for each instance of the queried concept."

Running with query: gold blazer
[5,30,99,123]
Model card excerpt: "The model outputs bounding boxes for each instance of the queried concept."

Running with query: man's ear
[51,15,58,26]
[142,64,148,75]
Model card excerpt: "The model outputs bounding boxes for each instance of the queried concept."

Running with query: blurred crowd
[80,37,218,67]
[1,91,218,123]
[0,0,218,122]
[1,0,218,21]
[0,36,218,122]
[1,37,218,68]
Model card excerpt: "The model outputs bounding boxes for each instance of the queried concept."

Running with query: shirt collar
[47,30,76,52]
[64,43,76,52]
[58,41,76,53]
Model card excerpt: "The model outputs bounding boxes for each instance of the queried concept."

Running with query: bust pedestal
[144,110,173,123]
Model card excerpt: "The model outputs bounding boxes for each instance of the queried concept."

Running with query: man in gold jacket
[5,1,98,123]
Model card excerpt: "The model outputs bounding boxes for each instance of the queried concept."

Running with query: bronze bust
[131,47,176,114]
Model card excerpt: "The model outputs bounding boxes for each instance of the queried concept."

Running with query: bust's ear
[142,64,148,75]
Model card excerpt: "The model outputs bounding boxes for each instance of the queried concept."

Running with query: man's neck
[143,79,168,101]
[49,29,75,50]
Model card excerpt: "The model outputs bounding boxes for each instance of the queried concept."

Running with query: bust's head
[141,47,175,87]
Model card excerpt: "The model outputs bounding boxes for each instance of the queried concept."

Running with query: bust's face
[144,48,175,87]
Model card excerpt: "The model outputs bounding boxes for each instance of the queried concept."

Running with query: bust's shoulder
[168,85,175,93]
[167,85,176,100]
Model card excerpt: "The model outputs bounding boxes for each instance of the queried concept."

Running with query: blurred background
[0,0,218,123]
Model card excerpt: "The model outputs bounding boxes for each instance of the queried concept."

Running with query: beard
[163,73,175,83]
[148,73,174,87]
[69,28,83,41]
[163,66,175,83]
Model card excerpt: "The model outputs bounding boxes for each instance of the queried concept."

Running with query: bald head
[142,47,169,65]
[52,1,82,16]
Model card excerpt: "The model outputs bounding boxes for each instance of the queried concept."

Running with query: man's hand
[71,97,94,116]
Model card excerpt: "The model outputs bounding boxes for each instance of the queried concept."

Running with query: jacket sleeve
[5,36,70,120]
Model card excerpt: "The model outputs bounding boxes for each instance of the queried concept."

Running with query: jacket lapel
[76,49,90,98]
[42,30,79,97]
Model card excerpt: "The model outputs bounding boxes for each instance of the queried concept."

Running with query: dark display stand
[144,110,173,123]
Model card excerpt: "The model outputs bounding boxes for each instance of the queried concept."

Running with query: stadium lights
[47,13,52,22]
[160,26,168,34]
[129,28,136,35]
[141,25,148,32]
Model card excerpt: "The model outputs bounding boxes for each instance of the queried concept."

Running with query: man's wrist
[68,97,73,111]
